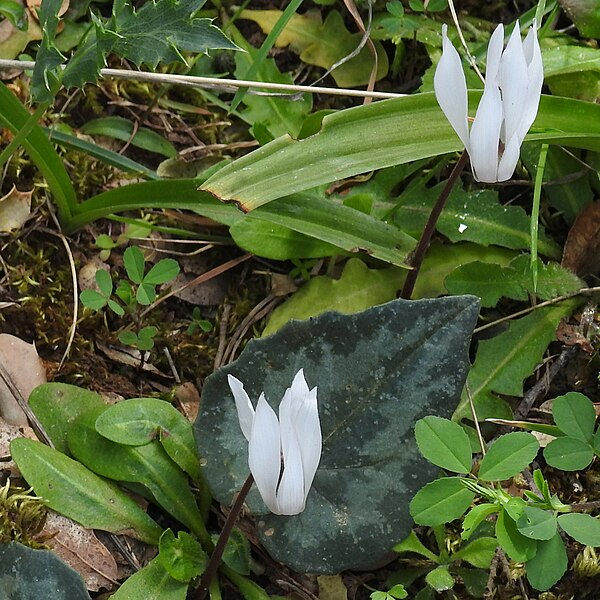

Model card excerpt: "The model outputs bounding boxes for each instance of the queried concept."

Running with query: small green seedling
[410,410,600,592]
[187,307,213,335]
[80,268,125,316]
[370,584,408,600]
[118,326,158,351]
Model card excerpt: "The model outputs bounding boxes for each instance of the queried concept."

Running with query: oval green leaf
[10,438,162,544]
[551,392,596,442]
[495,508,537,563]
[415,416,472,473]
[557,513,600,546]
[516,506,557,541]
[409,477,475,526]
[452,537,497,569]
[525,533,568,591]
[478,432,539,481]
[543,436,594,471]
[425,566,454,592]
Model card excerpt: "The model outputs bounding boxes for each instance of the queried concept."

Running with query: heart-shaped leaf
[195,296,480,572]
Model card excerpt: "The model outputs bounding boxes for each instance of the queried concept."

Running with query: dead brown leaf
[0,334,46,426]
[0,185,32,232]
[562,201,600,276]
[44,511,119,592]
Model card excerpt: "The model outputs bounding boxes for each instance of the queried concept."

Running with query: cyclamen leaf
[478,432,539,481]
[557,513,600,546]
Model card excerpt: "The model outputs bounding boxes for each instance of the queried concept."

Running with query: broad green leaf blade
[79,290,108,311]
[409,477,475,526]
[110,556,188,600]
[454,301,580,421]
[196,296,480,573]
[543,436,594,471]
[201,94,600,211]
[0,542,91,600]
[136,282,157,305]
[10,438,162,544]
[263,244,515,336]
[95,268,114,297]
[124,246,146,284]
[478,432,539,481]
[67,406,207,542]
[495,509,537,563]
[81,117,177,158]
[551,392,596,442]
[393,530,440,562]
[220,528,252,575]
[451,537,497,569]
[394,186,560,258]
[525,533,567,591]
[414,416,472,474]
[28,383,105,455]
[516,507,557,541]
[230,193,416,267]
[95,397,201,480]
[557,513,600,546]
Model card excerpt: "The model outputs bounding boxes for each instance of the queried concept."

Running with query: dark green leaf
[196,296,480,572]
[525,533,567,591]
[516,507,557,541]
[452,537,497,569]
[95,397,201,480]
[0,1,26,30]
[110,556,188,600]
[414,416,472,473]
[424,566,454,592]
[28,383,105,455]
[557,513,600,546]
[144,259,180,285]
[558,0,600,38]
[158,529,207,583]
[495,509,537,563]
[0,542,91,600]
[478,433,539,481]
[410,478,475,526]
[221,529,251,575]
[393,530,439,562]
[551,392,596,442]
[543,436,594,471]
[10,438,162,544]
[461,503,499,540]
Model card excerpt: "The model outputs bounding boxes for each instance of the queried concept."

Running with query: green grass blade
[530,144,549,292]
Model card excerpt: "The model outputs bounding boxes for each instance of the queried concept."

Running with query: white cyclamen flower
[434,21,543,183]
[228,369,321,516]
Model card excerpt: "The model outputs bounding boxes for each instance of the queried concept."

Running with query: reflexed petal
[469,84,503,182]
[248,395,281,513]
[276,427,306,515]
[517,24,543,142]
[228,375,255,442]
[295,386,322,494]
[498,22,528,144]
[496,134,522,182]
[434,24,470,150]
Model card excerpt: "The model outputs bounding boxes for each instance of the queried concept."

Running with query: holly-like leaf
[195,296,480,573]
[61,0,238,90]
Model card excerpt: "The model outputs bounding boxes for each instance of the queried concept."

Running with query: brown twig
[400,151,468,299]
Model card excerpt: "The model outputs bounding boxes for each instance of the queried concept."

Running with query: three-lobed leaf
[478,432,539,481]
[414,416,472,473]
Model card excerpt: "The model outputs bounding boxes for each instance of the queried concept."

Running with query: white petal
[484,23,505,81]
[517,24,543,142]
[498,22,529,144]
[496,134,522,182]
[469,83,503,182]
[275,428,306,515]
[248,394,281,514]
[289,369,310,407]
[295,386,322,495]
[228,375,255,442]
[434,24,470,151]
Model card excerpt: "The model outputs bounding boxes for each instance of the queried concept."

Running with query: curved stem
[193,474,254,599]
[400,151,468,300]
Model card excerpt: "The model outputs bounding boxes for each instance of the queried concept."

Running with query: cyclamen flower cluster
[434,22,543,183]
[228,369,322,516]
